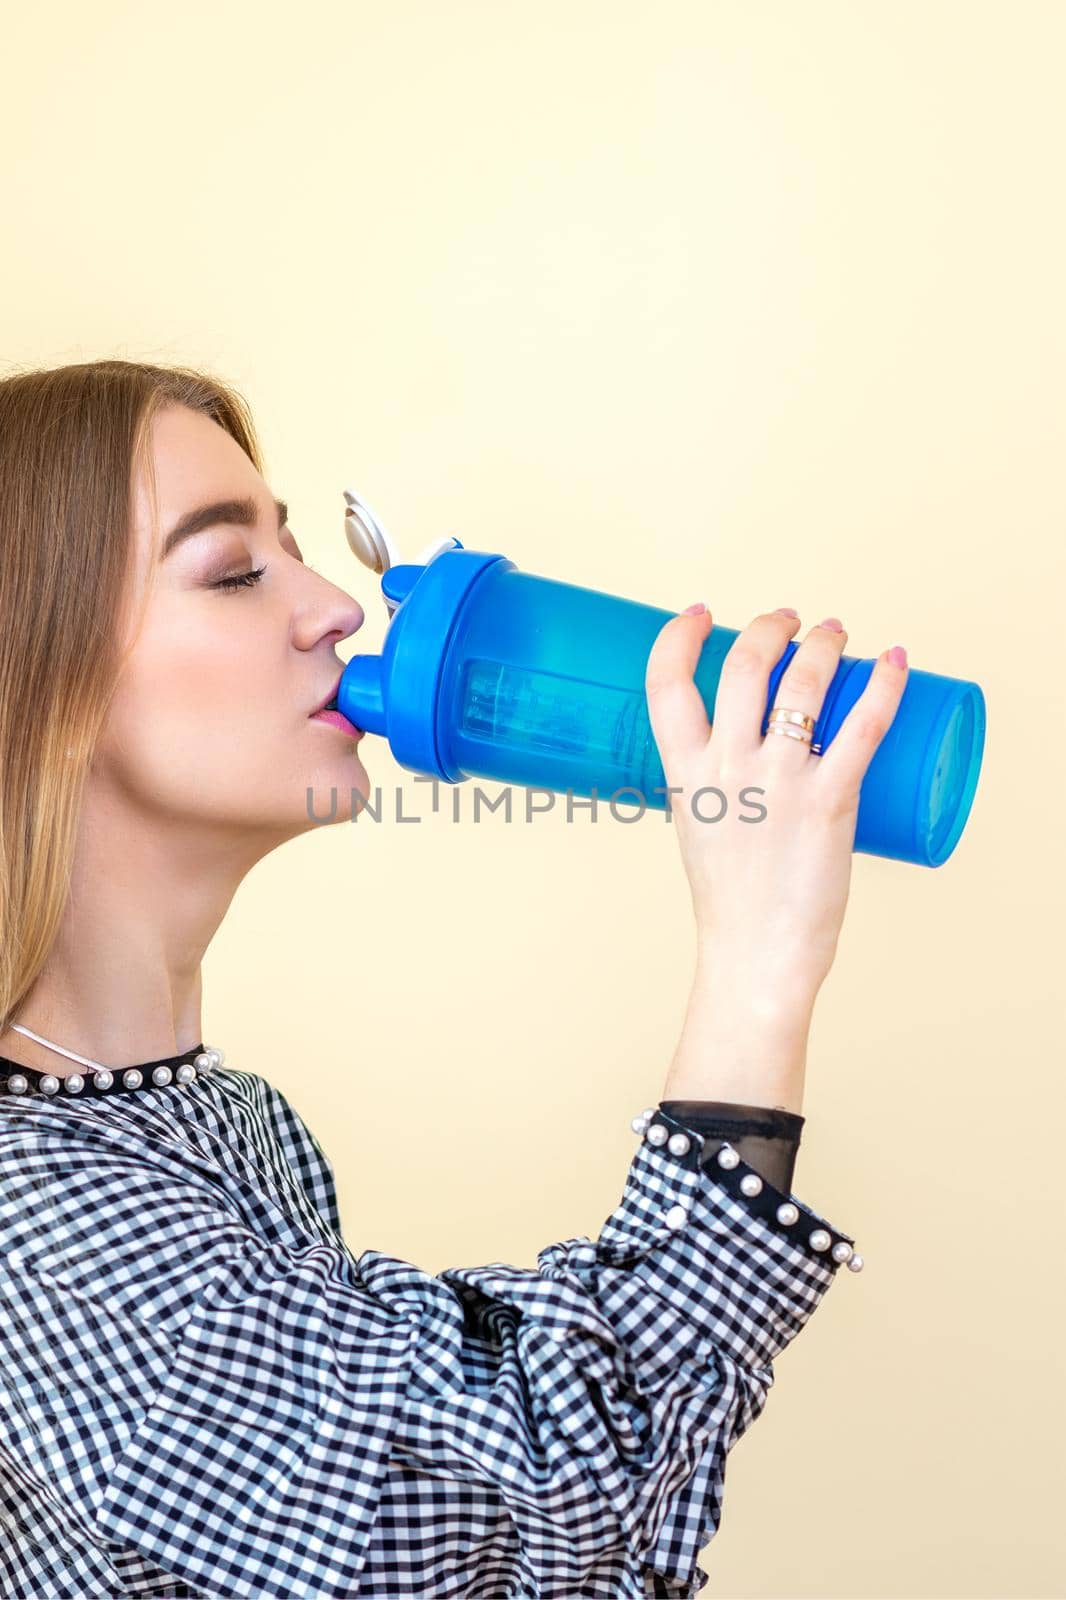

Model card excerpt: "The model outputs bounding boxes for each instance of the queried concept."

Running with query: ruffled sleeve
[2,1106,857,1598]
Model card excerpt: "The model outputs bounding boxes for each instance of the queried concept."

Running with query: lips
[311,708,363,739]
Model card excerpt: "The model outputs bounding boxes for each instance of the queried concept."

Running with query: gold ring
[766,724,814,745]
[767,707,816,733]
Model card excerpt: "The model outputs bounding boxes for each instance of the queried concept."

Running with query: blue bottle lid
[335,546,510,780]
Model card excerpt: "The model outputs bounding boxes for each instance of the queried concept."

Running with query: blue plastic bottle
[335,541,985,867]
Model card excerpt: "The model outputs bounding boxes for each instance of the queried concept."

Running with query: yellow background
[2,3,1062,1594]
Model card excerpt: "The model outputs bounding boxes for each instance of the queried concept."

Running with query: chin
[300,761,372,828]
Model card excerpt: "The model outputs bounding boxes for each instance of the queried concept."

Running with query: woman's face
[93,403,370,850]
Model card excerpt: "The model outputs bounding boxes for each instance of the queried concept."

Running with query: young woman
[0,360,907,1599]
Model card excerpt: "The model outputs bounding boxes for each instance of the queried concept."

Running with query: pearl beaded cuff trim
[0,1044,224,1099]
[632,1104,864,1273]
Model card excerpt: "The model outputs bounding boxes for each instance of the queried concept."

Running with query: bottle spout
[336,654,387,737]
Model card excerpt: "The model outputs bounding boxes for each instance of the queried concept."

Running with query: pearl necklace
[0,1022,225,1099]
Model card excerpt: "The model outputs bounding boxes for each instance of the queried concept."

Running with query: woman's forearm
[659,944,816,1117]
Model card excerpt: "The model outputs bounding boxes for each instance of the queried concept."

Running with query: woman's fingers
[813,646,909,804]
[646,604,909,821]
[709,610,803,763]
[763,617,849,760]
[645,608,715,777]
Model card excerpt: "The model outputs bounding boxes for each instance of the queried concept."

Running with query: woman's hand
[645,607,909,1014]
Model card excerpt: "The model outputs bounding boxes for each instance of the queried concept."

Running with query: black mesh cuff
[659,1098,805,1195]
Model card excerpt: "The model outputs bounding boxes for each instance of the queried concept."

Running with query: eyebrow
[162,495,288,559]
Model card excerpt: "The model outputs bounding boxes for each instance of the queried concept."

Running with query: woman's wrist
[692,935,824,1032]
[660,946,817,1114]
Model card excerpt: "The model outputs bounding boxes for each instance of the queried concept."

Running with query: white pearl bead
[210,1046,224,1067]
[776,1202,799,1225]
[716,1145,740,1170]
[846,1253,865,1273]
[152,1066,173,1086]
[175,1063,195,1084]
[667,1132,691,1157]
[831,1241,854,1263]
[63,1075,84,1094]
[39,1075,60,1095]
[630,1115,650,1135]
[6,1074,28,1095]
[739,1172,763,1197]
[194,1052,213,1073]
[645,1123,668,1147]
[809,1229,831,1251]
[93,1070,113,1090]
[641,1106,656,1121]
[664,1204,688,1230]
[122,1069,143,1090]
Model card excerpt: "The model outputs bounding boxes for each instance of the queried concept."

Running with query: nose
[339,595,365,639]
[300,572,365,652]
[320,569,365,636]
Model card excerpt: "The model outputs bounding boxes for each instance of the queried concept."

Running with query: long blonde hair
[0,359,265,1038]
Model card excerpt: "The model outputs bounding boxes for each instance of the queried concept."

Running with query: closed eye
[212,565,268,592]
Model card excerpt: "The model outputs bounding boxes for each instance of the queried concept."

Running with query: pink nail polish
[888,644,907,668]
[682,602,707,615]
[775,607,800,618]
[819,617,844,632]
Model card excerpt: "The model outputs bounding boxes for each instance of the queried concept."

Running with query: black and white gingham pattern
[0,1070,853,1598]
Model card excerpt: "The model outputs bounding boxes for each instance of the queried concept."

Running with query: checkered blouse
[0,1056,856,1598]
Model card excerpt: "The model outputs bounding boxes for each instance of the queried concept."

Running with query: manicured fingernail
[775,607,800,618]
[887,644,908,668]
[819,617,844,632]
[682,602,707,615]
